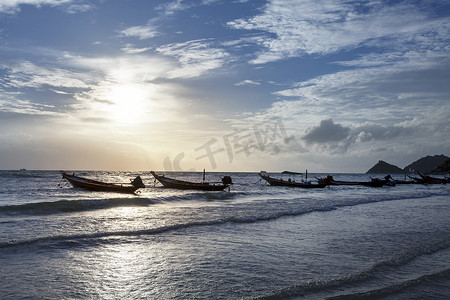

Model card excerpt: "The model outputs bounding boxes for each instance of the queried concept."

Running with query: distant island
[366,154,450,174]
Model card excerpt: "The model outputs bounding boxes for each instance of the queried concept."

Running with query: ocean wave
[5,200,448,251]
[154,190,252,202]
[0,190,256,216]
[254,239,450,300]
[0,187,445,225]
[0,198,156,215]
[327,268,450,299]
[0,204,352,249]
[0,170,55,179]
[333,189,449,210]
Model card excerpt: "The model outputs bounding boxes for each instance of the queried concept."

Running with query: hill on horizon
[366,154,449,174]
[403,154,450,174]
[366,160,405,174]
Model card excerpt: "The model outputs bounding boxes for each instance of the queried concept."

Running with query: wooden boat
[387,175,418,185]
[61,172,145,194]
[387,178,416,185]
[259,171,327,189]
[317,175,388,187]
[409,172,448,184]
[150,171,232,191]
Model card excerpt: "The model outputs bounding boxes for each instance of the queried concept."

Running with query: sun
[79,78,176,127]
[105,83,150,125]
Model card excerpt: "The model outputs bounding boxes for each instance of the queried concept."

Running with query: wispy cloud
[156,0,187,16]
[0,53,177,120]
[120,43,152,54]
[1,61,92,89]
[239,14,450,161]
[61,54,191,126]
[157,39,230,78]
[248,62,450,158]
[67,55,174,82]
[66,4,93,14]
[156,0,220,16]
[228,0,448,64]
[276,58,450,117]
[0,94,60,116]
[119,25,158,40]
[0,0,74,14]
[235,79,260,86]
[0,0,448,171]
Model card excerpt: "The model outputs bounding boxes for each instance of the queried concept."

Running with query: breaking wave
[0,190,252,216]
[327,268,450,299]
[256,241,450,300]
[0,198,156,215]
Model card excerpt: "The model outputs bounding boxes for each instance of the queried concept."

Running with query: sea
[0,170,449,299]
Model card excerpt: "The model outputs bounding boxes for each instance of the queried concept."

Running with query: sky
[0,0,449,172]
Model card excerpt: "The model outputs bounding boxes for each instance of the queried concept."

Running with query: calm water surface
[0,170,449,299]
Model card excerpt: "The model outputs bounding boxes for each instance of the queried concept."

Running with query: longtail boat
[259,171,327,189]
[317,175,389,187]
[61,172,145,194]
[409,172,448,184]
[150,171,232,191]
[388,178,417,185]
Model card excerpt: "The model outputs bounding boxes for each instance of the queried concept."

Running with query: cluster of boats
[60,170,233,194]
[60,170,449,194]
[260,171,449,188]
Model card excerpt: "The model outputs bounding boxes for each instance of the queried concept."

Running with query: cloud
[273,52,450,124]
[351,123,414,142]
[156,0,220,16]
[302,119,349,143]
[0,59,94,117]
[68,55,174,82]
[0,96,60,116]
[66,4,93,14]
[157,39,229,78]
[227,0,448,64]
[0,53,181,122]
[254,102,449,158]
[235,79,260,86]
[0,61,92,89]
[0,0,74,14]
[119,25,158,40]
[242,47,450,158]
[61,55,192,126]
[120,44,152,54]
[156,0,188,16]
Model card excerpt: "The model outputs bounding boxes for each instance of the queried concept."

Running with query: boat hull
[330,180,384,187]
[259,172,327,189]
[317,176,387,187]
[151,171,229,191]
[61,172,141,194]
[415,173,448,184]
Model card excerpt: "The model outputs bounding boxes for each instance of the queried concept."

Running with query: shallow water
[0,170,449,299]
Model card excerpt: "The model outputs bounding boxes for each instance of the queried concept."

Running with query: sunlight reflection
[88,240,153,298]
[69,206,168,298]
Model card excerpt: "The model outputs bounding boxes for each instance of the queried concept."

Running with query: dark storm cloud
[302,119,350,144]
